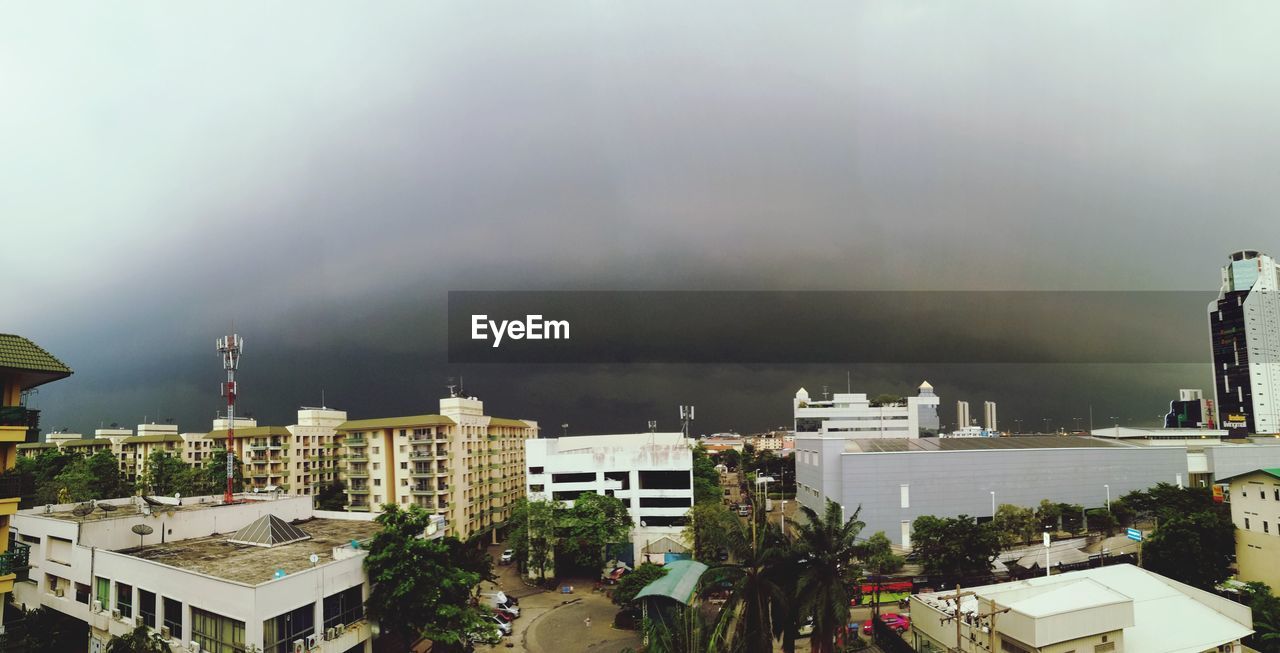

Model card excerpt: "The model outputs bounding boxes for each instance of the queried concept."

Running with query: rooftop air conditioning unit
[306,634,320,649]
[335,623,346,635]
[111,609,121,620]
[292,639,305,653]
[188,642,200,653]
[325,628,336,641]
[160,626,171,639]
[94,599,104,612]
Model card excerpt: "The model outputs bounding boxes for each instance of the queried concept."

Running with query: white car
[484,614,512,636]
[495,603,520,619]
[500,549,515,564]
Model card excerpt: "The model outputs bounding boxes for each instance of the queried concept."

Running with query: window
[192,607,246,653]
[116,582,133,618]
[95,577,110,610]
[1246,517,1251,529]
[264,603,315,653]
[324,585,364,629]
[528,466,544,474]
[139,589,157,628]
[552,472,596,484]
[164,597,183,640]
[1266,521,1271,534]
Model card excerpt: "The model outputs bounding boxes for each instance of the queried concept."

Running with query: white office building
[10,494,406,653]
[526,433,694,565]
[1209,250,1280,434]
[793,382,940,439]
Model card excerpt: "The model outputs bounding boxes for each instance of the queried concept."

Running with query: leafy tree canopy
[613,562,669,605]
[1141,509,1234,590]
[911,514,999,581]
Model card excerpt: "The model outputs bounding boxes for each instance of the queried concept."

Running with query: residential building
[700,433,744,452]
[337,393,537,540]
[0,334,72,625]
[983,400,997,432]
[793,382,940,439]
[1224,467,1280,590]
[526,432,694,564]
[1209,249,1280,434]
[1165,388,1216,429]
[910,564,1251,653]
[11,494,392,653]
[747,430,787,452]
[956,400,971,429]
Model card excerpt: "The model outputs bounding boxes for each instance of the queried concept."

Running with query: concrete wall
[1205,443,1280,481]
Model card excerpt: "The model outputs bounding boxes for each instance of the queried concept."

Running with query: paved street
[473,545,643,653]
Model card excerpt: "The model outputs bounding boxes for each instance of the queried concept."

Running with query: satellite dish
[98,503,118,513]
[132,524,153,535]
[71,504,93,519]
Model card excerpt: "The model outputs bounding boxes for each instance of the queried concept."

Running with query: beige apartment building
[337,394,537,540]
[1227,467,1280,589]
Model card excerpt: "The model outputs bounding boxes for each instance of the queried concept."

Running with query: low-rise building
[526,432,694,564]
[12,494,395,653]
[909,564,1251,653]
[793,382,940,440]
[1224,467,1280,590]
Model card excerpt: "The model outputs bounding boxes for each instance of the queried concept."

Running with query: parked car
[468,628,502,645]
[492,610,514,623]
[861,612,911,635]
[484,614,512,636]
[494,603,520,619]
[499,549,515,565]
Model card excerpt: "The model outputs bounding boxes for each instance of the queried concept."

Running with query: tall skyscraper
[956,400,971,429]
[983,400,998,432]
[1209,250,1280,434]
[917,381,940,437]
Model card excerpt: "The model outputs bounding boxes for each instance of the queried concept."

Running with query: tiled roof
[206,426,291,439]
[0,334,72,375]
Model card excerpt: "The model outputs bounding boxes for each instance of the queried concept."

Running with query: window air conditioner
[94,599,104,612]
[160,626,171,639]
[306,634,320,649]
[188,642,200,653]
[325,628,336,641]
[335,623,346,635]
[111,609,121,620]
[54,588,64,598]
[292,639,305,653]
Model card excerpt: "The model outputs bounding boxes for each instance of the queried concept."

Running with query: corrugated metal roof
[635,559,708,605]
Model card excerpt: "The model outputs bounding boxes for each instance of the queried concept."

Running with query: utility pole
[977,597,1011,653]
[937,584,977,653]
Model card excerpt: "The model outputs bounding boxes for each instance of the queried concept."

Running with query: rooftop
[124,517,381,585]
[844,435,1123,453]
[0,334,72,390]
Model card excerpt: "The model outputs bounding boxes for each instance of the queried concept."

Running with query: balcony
[0,540,31,576]
[410,486,435,496]
[346,454,368,463]
[345,438,367,447]
[0,476,22,499]
[348,486,370,495]
[348,504,371,512]
[0,406,37,428]
[409,450,434,461]
[346,469,369,478]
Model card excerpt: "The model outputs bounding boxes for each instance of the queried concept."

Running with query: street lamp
[990,491,996,517]
[1104,484,1110,511]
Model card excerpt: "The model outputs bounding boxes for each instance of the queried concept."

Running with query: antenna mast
[216,334,243,505]
[679,405,695,438]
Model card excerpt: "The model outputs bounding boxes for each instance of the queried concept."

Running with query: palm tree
[704,518,794,653]
[793,500,865,653]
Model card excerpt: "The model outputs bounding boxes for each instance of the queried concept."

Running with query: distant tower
[1209,251,1280,434]
[216,334,243,504]
[679,405,695,438]
[983,401,998,432]
[917,381,940,437]
[956,401,971,429]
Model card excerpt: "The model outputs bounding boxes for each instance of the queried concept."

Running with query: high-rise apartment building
[337,393,537,540]
[983,401,998,432]
[203,407,348,496]
[1209,250,1280,434]
[956,400,971,430]
[0,334,72,625]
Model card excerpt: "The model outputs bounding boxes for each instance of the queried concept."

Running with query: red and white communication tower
[216,334,243,504]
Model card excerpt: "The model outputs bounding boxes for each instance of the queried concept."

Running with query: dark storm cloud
[5,2,1277,435]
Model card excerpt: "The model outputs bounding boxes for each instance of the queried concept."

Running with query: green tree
[182,450,245,495]
[0,606,82,652]
[55,450,131,501]
[139,451,186,496]
[684,501,742,562]
[1241,582,1280,653]
[1141,510,1234,590]
[105,625,171,653]
[856,531,904,619]
[794,500,865,653]
[507,497,559,581]
[1035,499,1063,532]
[364,504,492,652]
[1086,508,1119,536]
[613,562,669,605]
[314,480,346,511]
[692,445,723,505]
[713,448,742,471]
[5,450,80,507]
[563,492,632,571]
[706,519,794,653]
[992,504,1038,547]
[911,515,999,581]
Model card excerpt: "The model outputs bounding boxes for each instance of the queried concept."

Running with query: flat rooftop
[123,517,381,585]
[845,435,1123,453]
[38,497,278,523]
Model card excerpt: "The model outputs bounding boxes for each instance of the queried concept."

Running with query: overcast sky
[5,2,1279,436]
